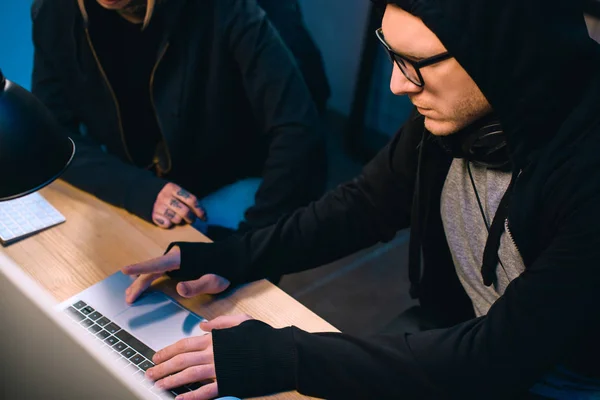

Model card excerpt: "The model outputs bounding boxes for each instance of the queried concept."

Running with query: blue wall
[298,0,371,116]
[0,1,34,89]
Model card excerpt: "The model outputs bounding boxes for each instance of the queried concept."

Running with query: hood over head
[373,0,600,167]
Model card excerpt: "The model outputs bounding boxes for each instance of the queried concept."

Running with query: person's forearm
[167,177,394,286]
[168,165,407,285]
[62,137,168,221]
[211,320,436,400]
[168,126,416,285]
[244,125,326,229]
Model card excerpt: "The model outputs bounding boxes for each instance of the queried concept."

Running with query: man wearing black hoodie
[31,0,327,238]
[121,0,600,399]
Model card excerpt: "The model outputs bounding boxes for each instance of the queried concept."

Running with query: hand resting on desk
[121,246,231,304]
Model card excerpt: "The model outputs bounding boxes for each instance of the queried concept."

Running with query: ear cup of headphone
[435,116,511,170]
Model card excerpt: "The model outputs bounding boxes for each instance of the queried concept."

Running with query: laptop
[0,250,239,400]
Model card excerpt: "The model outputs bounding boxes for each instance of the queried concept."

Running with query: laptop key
[88,324,102,334]
[96,317,111,327]
[130,354,144,365]
[115,330,156,361]
[104,336,118,346]
[121,347,135,359]
[171,386,191,395]
[80,319,94,328]
[72,300,87,309]
[80,306,94,315]
[65,307,85,321]
[113,341,127,352]
[96,330,111,340]
[104,322,121,335]
[186,383,203,391]
[88,311,103,321]
[138,360,154,371]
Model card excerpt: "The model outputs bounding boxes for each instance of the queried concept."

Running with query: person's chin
[423,117,459,136]
[97,0,130,10]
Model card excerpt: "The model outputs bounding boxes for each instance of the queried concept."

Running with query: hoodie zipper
[504,170,523,255]
[149,42,172,177]
[504,218,520,253]
[84,28,134,164]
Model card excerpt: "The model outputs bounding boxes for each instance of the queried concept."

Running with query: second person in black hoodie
[31,0,328,239]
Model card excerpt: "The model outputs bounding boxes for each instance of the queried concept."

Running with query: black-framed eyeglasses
[375,28,453,87]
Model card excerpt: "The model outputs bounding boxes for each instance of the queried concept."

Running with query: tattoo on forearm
[164,209,176,219]
[176,189,191,199]
[170,199,181,209]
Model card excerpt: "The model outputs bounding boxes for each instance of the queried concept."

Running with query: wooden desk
[3,180,338,400]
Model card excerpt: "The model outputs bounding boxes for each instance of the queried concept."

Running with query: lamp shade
[0,69,75,200]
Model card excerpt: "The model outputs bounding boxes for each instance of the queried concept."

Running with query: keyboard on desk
[0,192,65,245]
[64,300,204,399]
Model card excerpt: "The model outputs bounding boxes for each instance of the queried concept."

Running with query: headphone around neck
[434,114,511,171]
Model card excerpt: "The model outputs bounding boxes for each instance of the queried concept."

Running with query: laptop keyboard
[64,300,204,398]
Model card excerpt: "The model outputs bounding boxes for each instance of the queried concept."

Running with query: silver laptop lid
[0,250,167,400]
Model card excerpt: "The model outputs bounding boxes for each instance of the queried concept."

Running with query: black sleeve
[256,0,330,113]
[211,180,600,399]
[30,1,168,222]
[221,0,326,230]
[167,118,422,285]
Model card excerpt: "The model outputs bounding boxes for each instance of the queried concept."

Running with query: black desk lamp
[0,69,75,200]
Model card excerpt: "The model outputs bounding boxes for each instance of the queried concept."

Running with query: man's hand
[122,246,231,304]
[153,183,206,229]
[146,315,253,400]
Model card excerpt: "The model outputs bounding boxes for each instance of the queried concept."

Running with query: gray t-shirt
[440,158,600,397]
[441,159,523,317]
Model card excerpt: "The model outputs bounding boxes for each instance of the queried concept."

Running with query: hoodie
[31,0,326,230]
[164,0,600,398]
